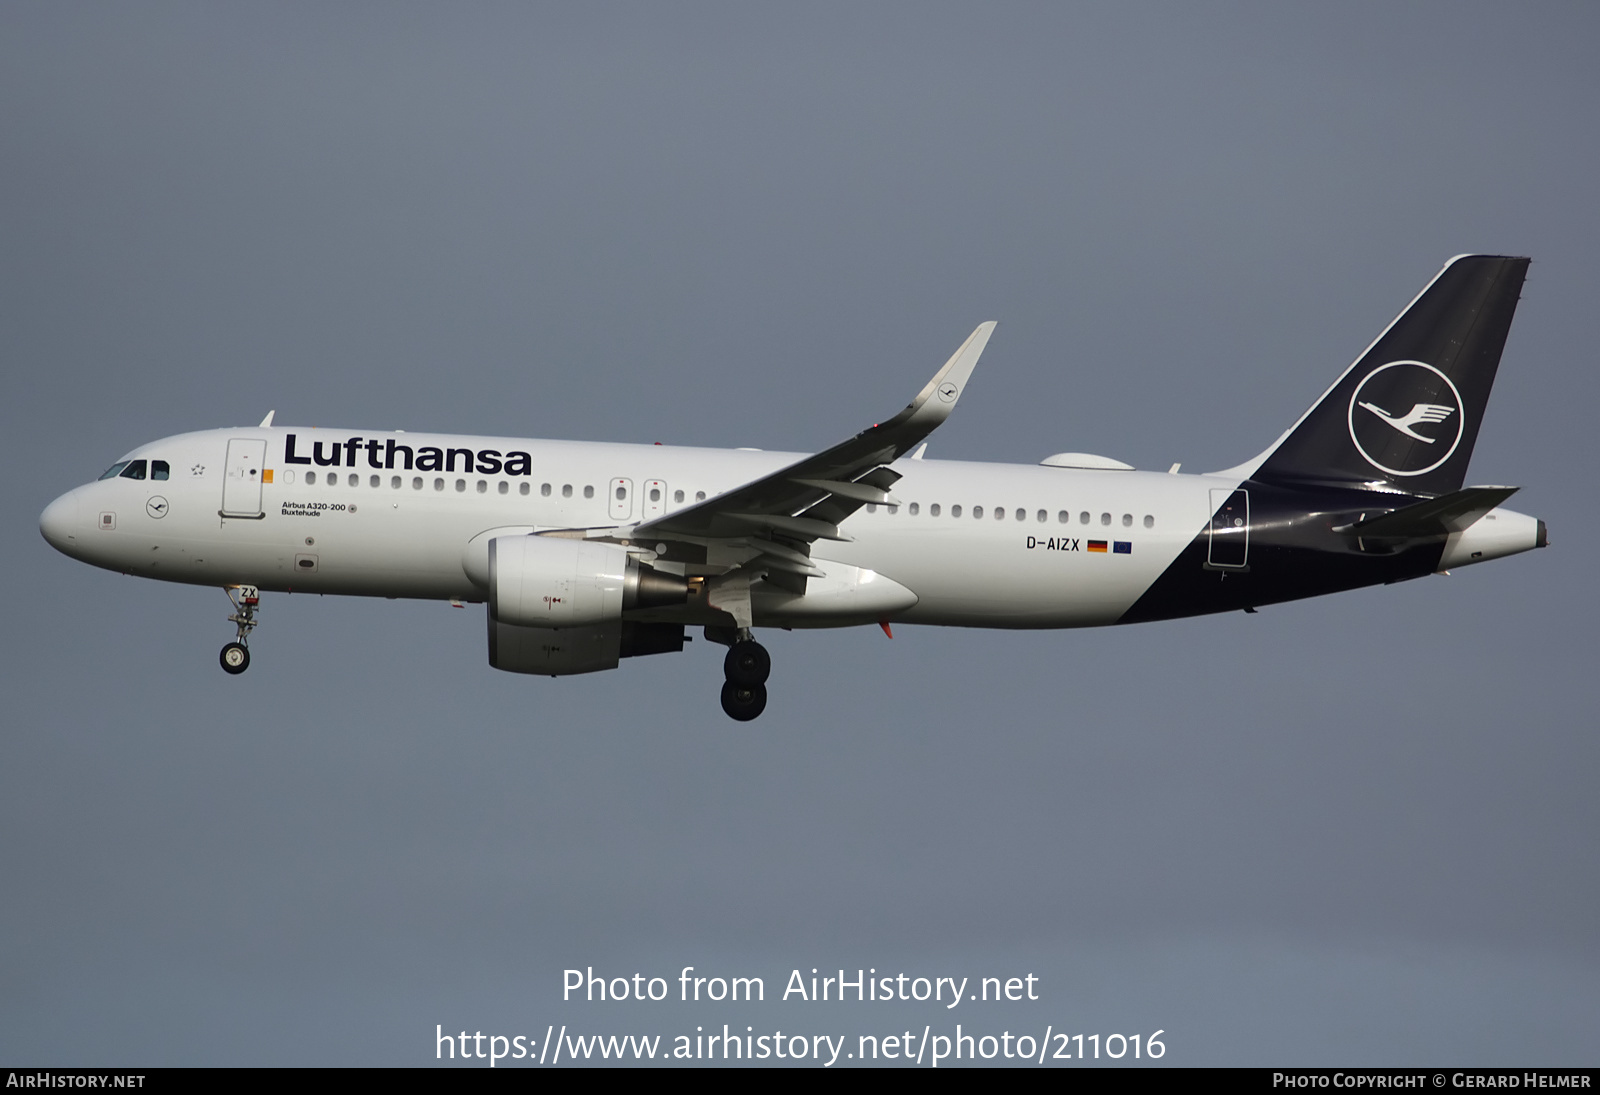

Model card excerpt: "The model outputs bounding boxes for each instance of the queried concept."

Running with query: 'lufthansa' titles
[283,434,533,476]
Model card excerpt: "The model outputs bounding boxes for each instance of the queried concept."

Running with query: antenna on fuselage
[258,410,276,427]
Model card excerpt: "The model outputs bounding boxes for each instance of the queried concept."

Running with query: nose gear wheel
[220,585,261,675]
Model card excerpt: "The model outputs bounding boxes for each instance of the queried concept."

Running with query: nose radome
[40,492,80,553]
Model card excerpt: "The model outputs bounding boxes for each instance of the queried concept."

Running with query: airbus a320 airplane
[40,255,1546,720]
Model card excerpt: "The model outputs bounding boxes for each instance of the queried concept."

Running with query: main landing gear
[719,631,770,722]
[220,585,260,675]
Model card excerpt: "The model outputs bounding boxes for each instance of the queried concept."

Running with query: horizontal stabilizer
[1341,486,1519,540]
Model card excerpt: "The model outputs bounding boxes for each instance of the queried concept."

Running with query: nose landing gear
[719,632,770,721]
[220,642,250,674]
[220,585,260,675]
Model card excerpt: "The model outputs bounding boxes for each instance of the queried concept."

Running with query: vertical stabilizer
[1248,255,1529,495]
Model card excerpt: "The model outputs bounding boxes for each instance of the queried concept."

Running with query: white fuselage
[41,426,1232,629]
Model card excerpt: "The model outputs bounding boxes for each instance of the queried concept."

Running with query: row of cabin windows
[96,459,1149,530]
[866,502,1155,529]
[293,469,708,504]
[98,457,1150,530]
[99,460,170,481]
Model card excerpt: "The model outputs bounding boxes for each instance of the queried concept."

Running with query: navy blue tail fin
[1251,255,1529,495]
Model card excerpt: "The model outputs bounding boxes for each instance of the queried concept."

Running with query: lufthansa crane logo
[937,382,959,402]
[1347,360,1464,477]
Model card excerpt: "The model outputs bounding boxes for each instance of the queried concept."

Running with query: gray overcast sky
[2,2,1596,1066]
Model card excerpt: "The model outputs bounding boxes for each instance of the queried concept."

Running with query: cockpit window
[118,460,148,480]
[98,462,131,480]
[151,460,170,480]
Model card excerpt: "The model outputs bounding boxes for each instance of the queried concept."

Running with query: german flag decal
[1087,540,1108,552]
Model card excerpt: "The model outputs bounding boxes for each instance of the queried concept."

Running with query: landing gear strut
[221,585,260,675]
[718,631,770,721]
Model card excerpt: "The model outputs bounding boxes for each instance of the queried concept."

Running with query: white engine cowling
[488,535,689,628]
[490,536,626,627]
[485,535,690,675]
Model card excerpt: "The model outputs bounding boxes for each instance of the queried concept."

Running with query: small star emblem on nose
[191,464,206,476]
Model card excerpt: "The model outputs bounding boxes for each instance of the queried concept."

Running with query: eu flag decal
[1113,541,1132,554]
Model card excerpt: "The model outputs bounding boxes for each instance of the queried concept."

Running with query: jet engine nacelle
[485,535,691,676]
[488,618,688,676]
[488,534,687,628]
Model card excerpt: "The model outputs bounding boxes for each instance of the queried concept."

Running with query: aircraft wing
[633,322,996,554]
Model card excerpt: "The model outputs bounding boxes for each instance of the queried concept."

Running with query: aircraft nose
[40,491,80,553]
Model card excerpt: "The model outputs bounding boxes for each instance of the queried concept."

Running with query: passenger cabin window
[696,491,706,502]
[1080,511,1090,524]
[476,479,487,493]
[413,477,423,490]
[1101,512,1111,526]
[519,483,529,495]
[951,505,962,517]
[370,475,380,488]
[99,462,131,480]
[909,503,919,515]
[1144,515,1155,528]
[434,478,445,491]
[1058,510,1069,523]
[455,479,466,492]
[306,471,318,485]
[151,461,170,480]
[119,460,148,480]
[498,481,508,494]
[583,485,594,499]
[1122,513,1132,526]
[541,483,552,497]
[562,485,572,498]
[674,489,685,503]
[973,506,983,518]
[930,503,941,516]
